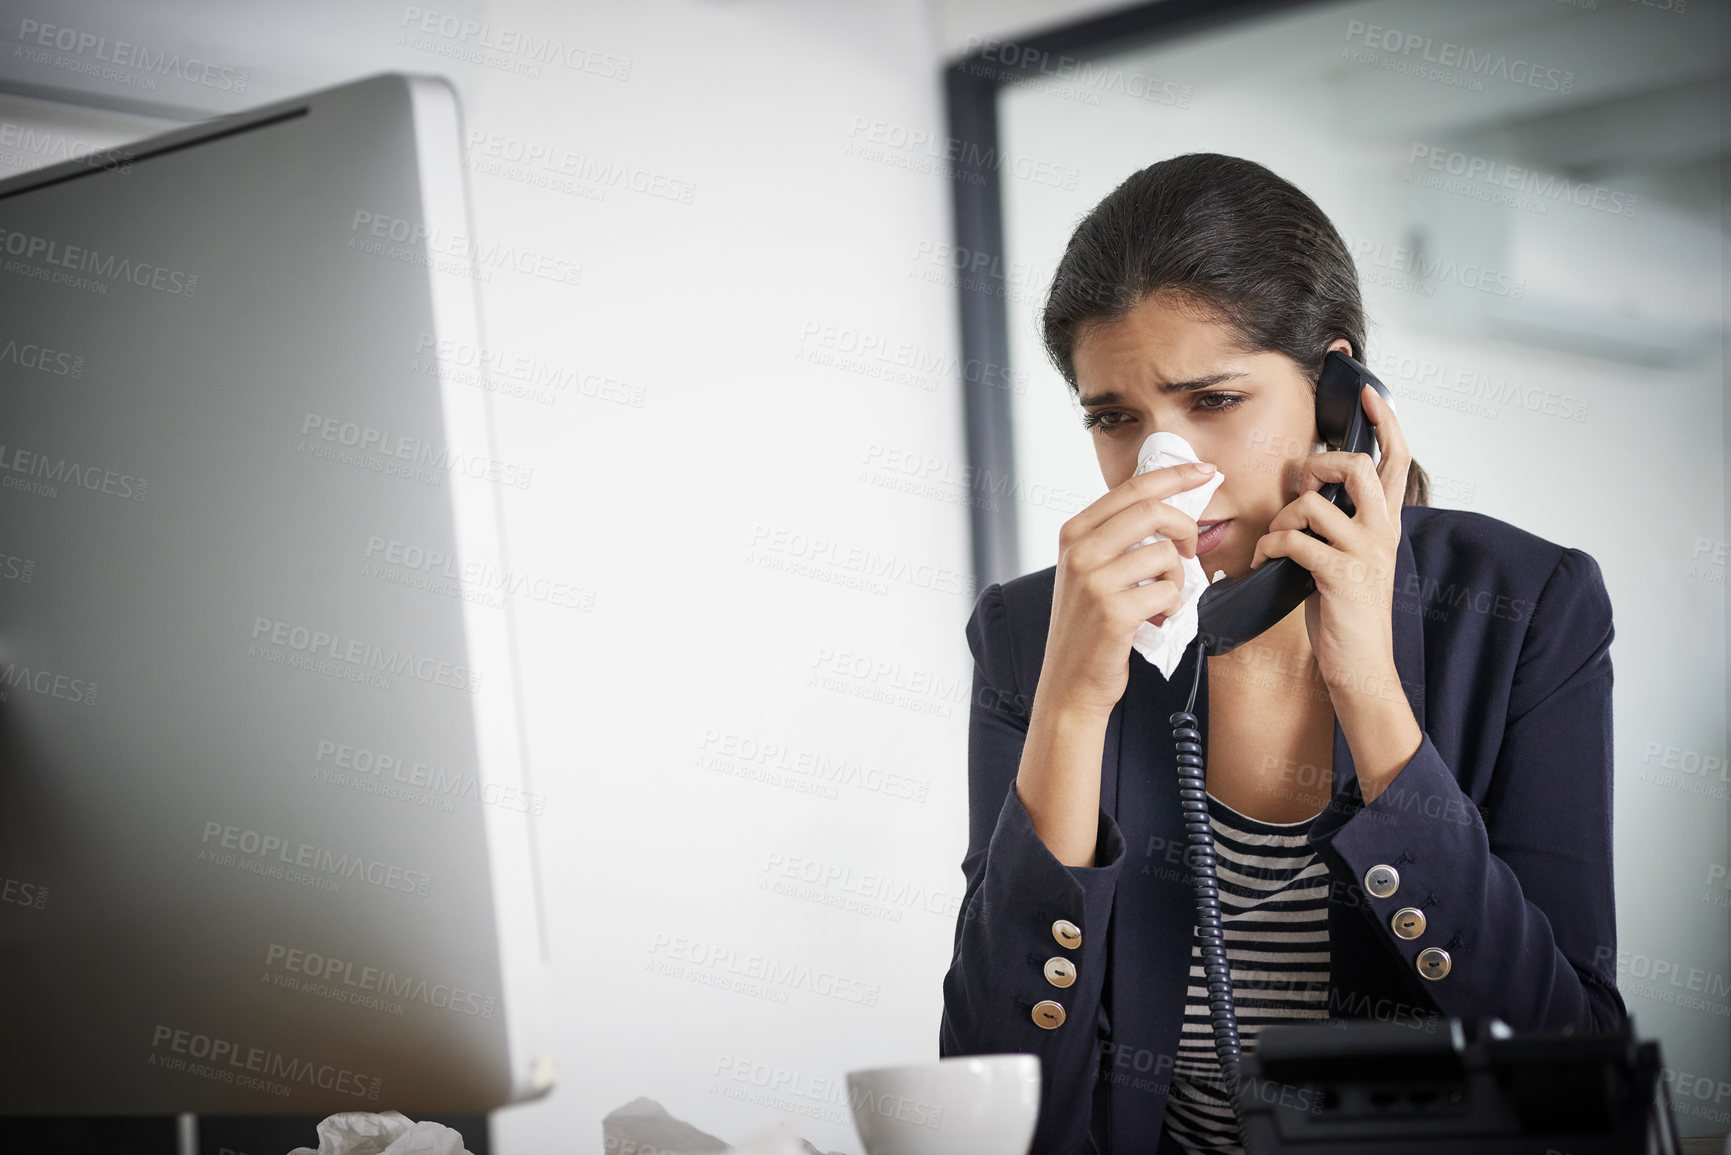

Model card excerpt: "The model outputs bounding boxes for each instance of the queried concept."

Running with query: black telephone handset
[1168,349,1396,1149]
[1194,349,1395,656]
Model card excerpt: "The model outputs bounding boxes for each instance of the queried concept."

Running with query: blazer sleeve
[939,581,1128,1155]
[1307,546,1627,1032]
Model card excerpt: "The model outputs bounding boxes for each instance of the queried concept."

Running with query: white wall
[460,6,978,1152]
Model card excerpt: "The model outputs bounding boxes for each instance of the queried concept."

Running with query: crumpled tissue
[601,1096,845,1155]
[1127,431,1227,681]
[286,1111,473,1155]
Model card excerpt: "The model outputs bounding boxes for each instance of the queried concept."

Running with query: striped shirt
[1161,791,1332,1153]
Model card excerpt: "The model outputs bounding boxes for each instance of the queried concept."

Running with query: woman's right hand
[1039,461,1218,719]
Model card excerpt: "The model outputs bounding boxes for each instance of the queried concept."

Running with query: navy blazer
[938,504,1627,1154]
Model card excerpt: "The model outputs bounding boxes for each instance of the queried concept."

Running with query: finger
[1362,385,1413,515]
[1074,562,1189,628]
[1084,488,1205,567]
[1065,462,1219,546]
[1299,452,1390,535]
[1266,488,1360,547]
[1252,527,1338,576]
[1129,578,1186,627]
[1297,451,1371,491]
[1337,449,1390,534]
[1098,534,1189,595]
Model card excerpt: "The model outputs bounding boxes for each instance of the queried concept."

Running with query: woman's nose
[1147,416,1213,457]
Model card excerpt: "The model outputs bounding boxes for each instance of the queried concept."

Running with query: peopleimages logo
[363,534,593,611]
[1342,19,1575,94]
[265,943,497,1018]
[0,332,84,377]
[1,872,48,911]
[347,210,581,288]
[398,6,632,81]
[761,851,960,919]
[1406,144,1638,219]
[299,412,534,490]
[413,332,647,408]
[746,524,971,598]
[313,736,549,816]
[0,659,97,706]
[148,1025,380,1099]
[0,440,147,502]
[200,819,433,897]
[0,226,197,296]
[0,121,132,175]
[247,615,483,694]
[959,35,1192,108]
[15,19,250,92]
[1340,232,1525,299]
[465,129,695,203]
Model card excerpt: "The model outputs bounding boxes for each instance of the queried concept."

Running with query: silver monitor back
[0,72,554,1114]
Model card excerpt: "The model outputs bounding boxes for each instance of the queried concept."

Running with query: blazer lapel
[1105,637,1206,1146]
[1330,527,1427,797]
[1109,634,1197,846]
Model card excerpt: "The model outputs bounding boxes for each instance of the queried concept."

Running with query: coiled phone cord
[1169,634,1251,1149]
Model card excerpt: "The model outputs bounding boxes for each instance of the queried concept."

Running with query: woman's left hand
[1250,384,1413,697]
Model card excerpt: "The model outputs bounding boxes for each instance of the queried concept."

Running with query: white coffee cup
[845,1053,1040,1155]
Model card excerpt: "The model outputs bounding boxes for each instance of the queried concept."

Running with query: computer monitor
[0,72,554,1115]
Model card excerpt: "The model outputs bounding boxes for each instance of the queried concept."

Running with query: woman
[938,153,1625,1154]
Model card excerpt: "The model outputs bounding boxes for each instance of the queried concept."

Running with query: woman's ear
[1325,337,1354,358]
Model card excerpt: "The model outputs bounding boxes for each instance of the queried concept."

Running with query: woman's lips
[1145,520,1233,624]
[1196,519,1231,556]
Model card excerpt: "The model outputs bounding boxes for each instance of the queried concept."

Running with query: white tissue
[600,1097,844,1155]
[1127,432,1227,680]
[726,1121,846,1155]
[286,1111,473,1155]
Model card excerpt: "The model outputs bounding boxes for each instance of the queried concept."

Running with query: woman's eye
[1082,395,1242,430]
[1081,410,1128,431]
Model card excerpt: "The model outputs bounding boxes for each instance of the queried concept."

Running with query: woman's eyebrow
[1079,370,1249,407]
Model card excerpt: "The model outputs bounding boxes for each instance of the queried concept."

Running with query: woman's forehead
[1074,314,1265,396]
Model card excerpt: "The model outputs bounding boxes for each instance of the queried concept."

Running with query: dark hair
[1040,152,1429,506]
